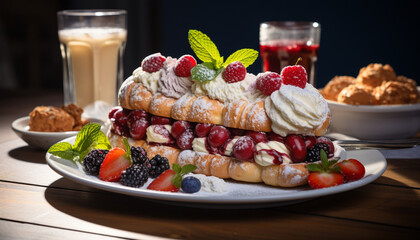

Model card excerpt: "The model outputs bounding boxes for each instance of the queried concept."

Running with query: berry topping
[280,64,307,88]
[141,53,166,73]
[130,146,149,165]
[171,121,192,139]
[177,129,194,150]
[256,72,282,96]
[99,147,131,182]
[175,55,197,77]
[113,108,129,127]
[316,137,335,158]
[229,128,245,137]
[207,126,230,148]
[108,106,121,120]
[267,132,284,143]
[305,143,330,163]
[304,136,317,149]
[195,123,214,137]
[120,164,149,188]
[222,61,247,83]
[306,150,343,189]
[232,136,256,161]
[129,118,149,140]
[181,176,201,193]
[82,149,109,176]
[147,163,196,192]
[151,116,171,125]
[246,131,267,144]
[149,154,170,178]
[127,110,149,128]
[284,134,307,163]
[337,159,365,182]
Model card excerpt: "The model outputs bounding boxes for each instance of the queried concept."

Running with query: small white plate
[46,136,387,208]
[11,116,78,150]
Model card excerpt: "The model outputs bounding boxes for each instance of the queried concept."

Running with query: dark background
[0,0,418,94]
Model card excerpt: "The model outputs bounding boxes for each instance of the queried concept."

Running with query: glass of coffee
[259,21,320,87]
[58,10,127,119]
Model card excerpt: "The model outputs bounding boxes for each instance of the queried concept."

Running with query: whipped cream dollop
[254,141,292,166]
[265,84,329,136]
[192,137,208,153]
[146,125,172,143]
[192,72,263,103]
[132,67,161,94]
[158,57,193,99]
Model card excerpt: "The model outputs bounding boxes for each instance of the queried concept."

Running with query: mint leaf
[223,48,259,68]
[188,29,221,64]
[73,123,102,153]
[172,163,181,174]
[180,164,197,175]
[191,63,220,82]
[48,142,79,163]
[171,174,183,188]
[306,163,323,172]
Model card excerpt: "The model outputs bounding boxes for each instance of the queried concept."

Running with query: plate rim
[11,116,79,136]
[45,136,387,205]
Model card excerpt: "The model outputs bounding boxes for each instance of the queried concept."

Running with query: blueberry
[181,176,201,193]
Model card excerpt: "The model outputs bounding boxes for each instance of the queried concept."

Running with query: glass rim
[58,9,126,17]
[261,21,320,29]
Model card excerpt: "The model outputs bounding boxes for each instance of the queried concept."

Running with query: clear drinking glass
[58,10,127,117]
[260,21,321,86]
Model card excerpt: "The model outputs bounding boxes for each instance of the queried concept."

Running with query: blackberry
[149,154,170,178]
[82,149,109,175]
[131,146,149,165]
[120,164,149,187]
[305,143,330,163]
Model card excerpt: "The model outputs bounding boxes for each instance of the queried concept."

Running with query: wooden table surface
[1,90,419,240]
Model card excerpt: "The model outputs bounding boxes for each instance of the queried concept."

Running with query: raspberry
[222,61,247,83]
[141,53,166,73]
[175,55,197,77]
[256,72,282,96]
[131,146,149,166]
[149,154,170,178]
[82,149,109,175]
[305,143,330,163]
[280,65,307,88]
[120,164,149,187]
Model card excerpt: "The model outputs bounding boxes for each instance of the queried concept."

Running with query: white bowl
[327,100,420,140]
[11,116,78,150]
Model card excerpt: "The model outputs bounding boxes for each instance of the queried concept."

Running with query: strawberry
[141,53,166,73]
[280,64,307,89]
[147,163,196,192]
[306,149,343,189]
[99,147,131,182]
[256,72,282,96]
[222,61,247,83]
[338,159,365,182]
[175,55,197,77]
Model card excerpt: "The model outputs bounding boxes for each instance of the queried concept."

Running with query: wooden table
[1,90,419,240]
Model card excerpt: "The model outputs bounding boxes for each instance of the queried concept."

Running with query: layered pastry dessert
[321,63,419,105]
[107,30,344,187]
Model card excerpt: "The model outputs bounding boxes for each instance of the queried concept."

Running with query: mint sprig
[48,123,111,164]
[171,163,197,188]
[188,29,258,82]
[306,149,341,173]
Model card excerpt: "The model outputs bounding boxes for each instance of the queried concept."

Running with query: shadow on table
[8,146,47,164]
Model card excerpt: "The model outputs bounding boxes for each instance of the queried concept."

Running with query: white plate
[46,136,387,208]
[12,116,78,150]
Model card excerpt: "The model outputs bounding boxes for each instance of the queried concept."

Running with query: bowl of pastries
[320,63,420,140]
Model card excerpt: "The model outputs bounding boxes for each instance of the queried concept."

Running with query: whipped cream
[192,72,263,103]
[222,136,240,156]
[158,57,193,99]
[192,137,208,153]
[132,67,161,94]
[146,125,171,143]
[265,84,329,136]
[255,141,292,166]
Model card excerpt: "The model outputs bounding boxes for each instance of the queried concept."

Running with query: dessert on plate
[107,30,345,188]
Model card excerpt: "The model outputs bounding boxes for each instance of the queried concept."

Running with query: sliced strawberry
[308,172,344,189]
[147,169,179,192]
[175,55,197,77]
[141,53,166,73]
[280,65,307,88]
[338,159,365,182]
[99,148,131,182]
[222,61,247,83]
